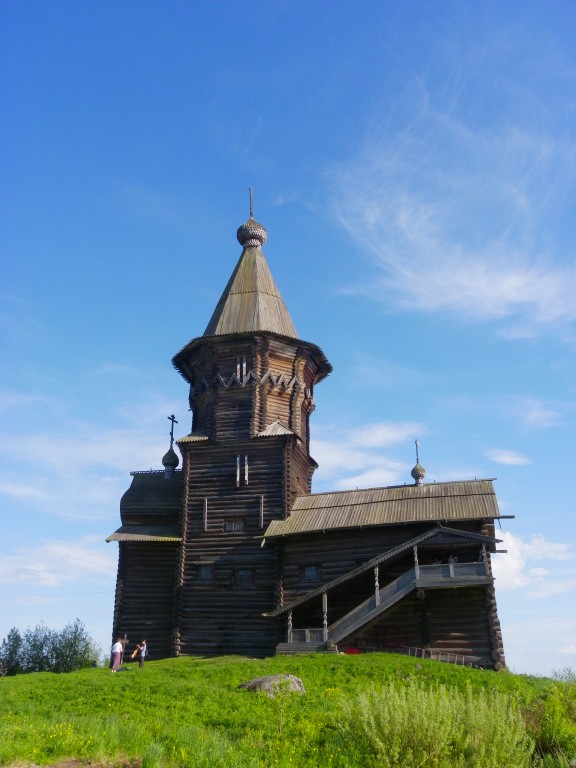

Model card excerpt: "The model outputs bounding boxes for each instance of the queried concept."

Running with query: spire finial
[411,439,426,486]
[163,415,180,478]
[237,193,268,247]
[167,414,178,448]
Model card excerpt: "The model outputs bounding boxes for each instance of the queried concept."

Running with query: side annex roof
[263,479,504,539]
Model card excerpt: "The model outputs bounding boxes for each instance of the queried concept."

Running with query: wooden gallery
[107,211,508,669]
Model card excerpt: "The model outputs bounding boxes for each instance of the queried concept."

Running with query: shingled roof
[172,215,332,384]
[203,217,297,338]
[263,479,501,539]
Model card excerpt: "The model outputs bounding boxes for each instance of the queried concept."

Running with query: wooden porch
[277,561,492,654]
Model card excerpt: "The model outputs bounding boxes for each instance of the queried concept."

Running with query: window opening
[303,565,319,581]
[224,520,245,533]
[198,564,214,580]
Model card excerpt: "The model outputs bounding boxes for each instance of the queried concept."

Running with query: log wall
[173,331,327,656]
[276,523,504,668]
[113,541,179,660]
[176,435,313,656]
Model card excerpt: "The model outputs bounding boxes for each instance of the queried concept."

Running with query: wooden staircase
[328,569,416,644]
[277,561,491,653]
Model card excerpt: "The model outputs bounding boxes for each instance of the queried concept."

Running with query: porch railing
[405,646,482,667]
[283,561,491,647]
[287,628,325,644]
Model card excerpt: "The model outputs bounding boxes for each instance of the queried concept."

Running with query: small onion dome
[237,217,268,248]
[411,462,426,486]
[162,446,180,470]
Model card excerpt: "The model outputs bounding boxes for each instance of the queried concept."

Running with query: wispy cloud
[485,449,531,466]
[0,388,182,521]
[0,536,116,588]
[312,420,423,490]
[518,397,565,429]
[329,66,576,338]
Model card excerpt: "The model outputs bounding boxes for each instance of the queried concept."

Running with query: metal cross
[167,414,178,447]
[249,187,254,218]
[415,439,420,464]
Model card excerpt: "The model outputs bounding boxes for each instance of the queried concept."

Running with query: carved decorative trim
[190,368,313,401]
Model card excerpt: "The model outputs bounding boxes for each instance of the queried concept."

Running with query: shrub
[340,679,534,767]
[529,669,576,764]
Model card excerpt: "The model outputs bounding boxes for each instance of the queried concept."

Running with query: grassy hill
[0,653,574,767]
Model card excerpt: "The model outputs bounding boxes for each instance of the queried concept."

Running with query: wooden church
[107,209,508,670]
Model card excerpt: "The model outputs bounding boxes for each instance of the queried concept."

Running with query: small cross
[415,439,420,464]
[167,414,178,447]
[249,187,254,218]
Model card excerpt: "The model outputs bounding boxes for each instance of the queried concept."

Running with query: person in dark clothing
[133,639,147,668]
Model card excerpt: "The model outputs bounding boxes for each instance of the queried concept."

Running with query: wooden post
[413,546,420,580]
[374,565,380,606]
[322,592,328,642]
[287,611,292,643]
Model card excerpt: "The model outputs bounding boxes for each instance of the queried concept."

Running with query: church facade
[107,212,508,670]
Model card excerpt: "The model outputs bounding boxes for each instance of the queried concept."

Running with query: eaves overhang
[171,331,332,386]
[106,525,182,543]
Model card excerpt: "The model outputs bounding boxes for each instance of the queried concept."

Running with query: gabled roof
[265,525,497,617]
[256,420,295,437]
[263,479,500,539]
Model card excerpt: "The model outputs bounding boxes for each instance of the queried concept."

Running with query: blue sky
[1,0,575,676]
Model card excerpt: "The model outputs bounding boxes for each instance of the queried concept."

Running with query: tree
[0,627,24,676]
[0,619,100,675]
[52,618,100,672]
[21,622,56,672]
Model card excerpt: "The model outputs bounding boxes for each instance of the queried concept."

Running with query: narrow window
[198,564,214,581]
[236,356,247,380]
[236,568,253,585]
[236,454,249,486]
[303,565,319,581]
[224,519,245,533]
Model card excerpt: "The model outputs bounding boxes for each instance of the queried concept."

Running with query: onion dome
[162,446,179,469]
[162,445,180,479]
[411,462,426,486]
[411,440,425,486]
[236,217,268,248]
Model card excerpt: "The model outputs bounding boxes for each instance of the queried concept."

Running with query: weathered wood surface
[173,331,328,656]
[112,541,179,660]
[110,223,506,669]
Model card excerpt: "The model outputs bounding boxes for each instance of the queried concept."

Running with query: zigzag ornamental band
[189,368,313,401]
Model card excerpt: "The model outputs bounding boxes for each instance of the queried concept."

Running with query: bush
[340,679,534,767]
[0,619,100,675]
[528,668,576,764]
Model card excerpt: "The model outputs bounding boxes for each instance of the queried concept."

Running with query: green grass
[0,653,574,767]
